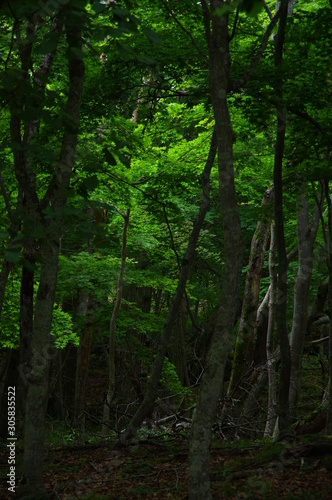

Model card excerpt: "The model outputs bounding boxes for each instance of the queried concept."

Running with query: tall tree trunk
[116,128,217,447]
[173,258,195,387]
[17,251,35,418]
[21,244,60,498]
[102,208,130,435]
[265,223,278,437]
[325,182,332,434]
[188,3,243,498]
[73,294,93,437]
[19,16,85,497]
[173,296,191,386]
[289,183,322,420]
[273,0,291,440]
[227,189,273,400]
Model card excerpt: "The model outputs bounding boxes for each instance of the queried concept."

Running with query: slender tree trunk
[188,3,243,497]
[102,208,130,435]
[227,189,273,400]
[116,128,217,447]
[74,294,92,437]
[326,182,332,434]
[289,184,322,420]
[273,0,291,440]
[265,223,278,437]
[173,296,191,386]
[173,259,195,387]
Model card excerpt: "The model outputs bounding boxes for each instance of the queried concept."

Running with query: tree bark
[227,189,273,400]
[273,0,291,440]
[265,223,278,437]
[188,2,243,498]
[73,294,92,437]
[116,127,217,447]
[18,15,85,497]
[289,183,322,420]
[325,182,332,435]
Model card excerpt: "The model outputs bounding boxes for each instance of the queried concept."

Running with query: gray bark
[265,223,278,437]
[188,2,243,498]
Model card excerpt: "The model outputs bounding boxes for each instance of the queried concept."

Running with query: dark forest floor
[1,436,332,499]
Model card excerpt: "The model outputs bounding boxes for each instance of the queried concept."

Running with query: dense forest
[0,0,332,498]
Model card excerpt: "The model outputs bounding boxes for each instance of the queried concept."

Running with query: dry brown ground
[1,438,332,499]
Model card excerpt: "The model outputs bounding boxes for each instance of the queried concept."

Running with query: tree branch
[232,9,281,90]
[229,7,240,42]
[200,0,211,49]
[263,0,273,20]
[161,0,208,64]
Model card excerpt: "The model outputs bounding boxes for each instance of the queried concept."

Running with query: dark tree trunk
[273,0,291,440]
[17,15,85,497]
[325,182,332,435]
[188,2,243,497]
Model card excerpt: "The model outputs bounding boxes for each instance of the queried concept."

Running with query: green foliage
[0,275,20,349]
[51,308,78,349]
[160,358,192,399]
